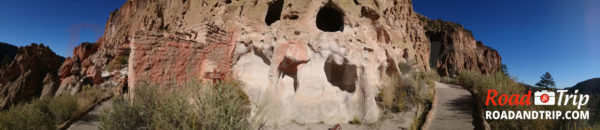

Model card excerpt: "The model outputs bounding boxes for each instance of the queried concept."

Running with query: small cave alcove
[316,3,344,32]
[265,0,284,26]
[324,56,357,93]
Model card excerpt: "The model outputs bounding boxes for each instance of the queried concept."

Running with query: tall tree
[535,72,556,88]
[500,64,509,75]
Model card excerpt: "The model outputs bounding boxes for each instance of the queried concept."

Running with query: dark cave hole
[265,0,284,26]
[316,5,344,32]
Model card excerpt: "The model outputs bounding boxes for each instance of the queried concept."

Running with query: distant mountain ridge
[568,78,600,93]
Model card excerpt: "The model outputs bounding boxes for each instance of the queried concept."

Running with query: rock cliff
[53,0,503,125]
[0,44,63,109]
[422,17,502,77]
[72,0,433,124]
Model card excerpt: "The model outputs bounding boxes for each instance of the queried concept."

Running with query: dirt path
[427,82,476,130]
[67,100,112,130]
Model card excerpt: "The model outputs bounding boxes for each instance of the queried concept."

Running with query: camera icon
[534,90,555,105]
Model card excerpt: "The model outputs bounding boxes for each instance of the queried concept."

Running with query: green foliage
[48,95,79,124]
[349,117,361,125]
[535,72,556,88]
[423,19,473,36]
[378,69,437,113]
[100,80,251,130]
[500,64,508,75]
[0,54,13,69]
[107,55,129,70]
[0,87,105,130]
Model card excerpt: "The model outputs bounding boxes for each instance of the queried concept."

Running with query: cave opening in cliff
[324,56,356,93]
[316,3,344,32]
[265,0,284,26]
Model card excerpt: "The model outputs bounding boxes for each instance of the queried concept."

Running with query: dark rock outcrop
[421,17,503,77]
[0,42,18,69]
[0,43,63,109]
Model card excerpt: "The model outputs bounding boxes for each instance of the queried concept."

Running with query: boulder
[56,42,103,96]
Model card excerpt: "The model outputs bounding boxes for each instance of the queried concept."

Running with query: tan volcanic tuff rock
[0,44,63,109]
[422,17,502,77]
[56,42,102,95]
[75,0,432,124]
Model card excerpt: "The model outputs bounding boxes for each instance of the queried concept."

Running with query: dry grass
[0,87,105,129]
[377,62,438,130]
[106,55,128,70]
[100,80,251,130]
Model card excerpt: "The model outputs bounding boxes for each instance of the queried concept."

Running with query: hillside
[0,42,18,69]
[0,44,63,109]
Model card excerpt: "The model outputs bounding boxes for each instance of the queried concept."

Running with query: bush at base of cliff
[100,80,251,130]
[0,87,104,129]
[378,69,437,113]
[106,55,128,70]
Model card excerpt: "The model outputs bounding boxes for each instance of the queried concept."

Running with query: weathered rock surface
[56,42,104,95]
[0,44,63,109]
[79,0,432,124]
[59,0,503,125]
[422,17,502,77]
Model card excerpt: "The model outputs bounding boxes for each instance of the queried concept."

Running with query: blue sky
[414,0,599,88]
[0,0,124,56]
[0,0,597,88]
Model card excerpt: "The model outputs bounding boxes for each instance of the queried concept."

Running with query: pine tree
[535,72,556,88]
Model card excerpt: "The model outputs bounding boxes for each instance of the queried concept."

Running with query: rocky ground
[67,100,112,130]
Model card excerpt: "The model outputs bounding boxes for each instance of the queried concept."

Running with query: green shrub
[0,87,105,130]
[378,70,437,113]
[0,54,13,69]
[107,55,128,70]
[49,95,78,124]
[100,80,251,130]
[195,81,250,130]
[349,117,361,125]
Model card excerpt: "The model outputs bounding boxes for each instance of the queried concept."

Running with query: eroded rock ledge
[422,17,503,77]
[49,0,503,125]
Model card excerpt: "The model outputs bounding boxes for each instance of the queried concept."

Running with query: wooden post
[205,69,223,85]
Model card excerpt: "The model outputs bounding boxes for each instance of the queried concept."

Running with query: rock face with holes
[71,0,501,125]
[423,18,502,77]
[0,44,63,109]
[90,0,432,125]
